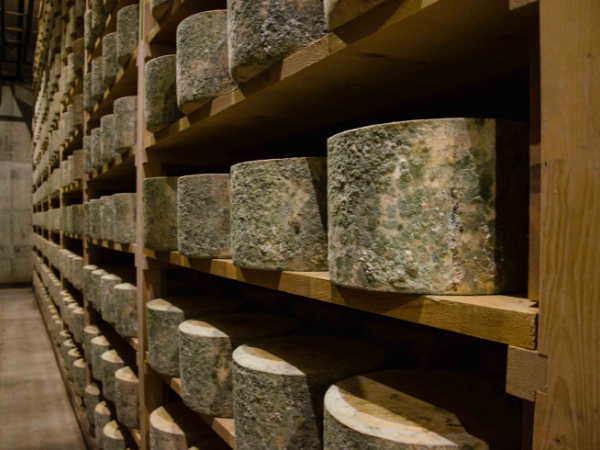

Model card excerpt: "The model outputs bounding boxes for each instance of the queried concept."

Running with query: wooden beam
[506,346,548,401]
[528,14,541,301]
[535,0,600,447]
[142,251,539,349]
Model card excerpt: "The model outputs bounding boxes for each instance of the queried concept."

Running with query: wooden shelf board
[147,0,226,46]
[143,250,538,349]
[63,232,83,239]
[88,48,138,124]
[157,372,236,449]
[87,147,136,182]
[144,0,529,153]
[62,180,83,195]
[129,428,142,446]
[87,236,137,254]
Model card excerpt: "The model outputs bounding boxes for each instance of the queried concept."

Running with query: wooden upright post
[535,0,600,447]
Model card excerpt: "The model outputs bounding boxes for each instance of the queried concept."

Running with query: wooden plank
[506,346,548,401]
[527,14,541,301]
[144,0,529,152]
[534,0,600,448]
[130,427,142,446]
[142,250,538,349]
[63,180,83,194]
[157,373,236,449]
[63,232,84,239]
[86,237,137,254]
[87,147,136,182]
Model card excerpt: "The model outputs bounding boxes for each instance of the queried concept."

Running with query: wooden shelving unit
[30,0,600,448]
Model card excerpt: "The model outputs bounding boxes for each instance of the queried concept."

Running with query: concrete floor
[0,287,86,450]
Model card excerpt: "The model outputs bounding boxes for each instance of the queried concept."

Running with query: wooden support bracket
[506,346,548,401]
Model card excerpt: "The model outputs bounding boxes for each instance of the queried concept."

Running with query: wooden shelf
[144,0,529,153]
[87,236,137,254]
[157,372,236,449]
[63,180,83,195]
[143,250,538,349]
[62,128,83,156]
[63,232,83,239]
[88,48,138,124]
[147,0,226,46]
[129,428,142,446]
[87,147,136,182]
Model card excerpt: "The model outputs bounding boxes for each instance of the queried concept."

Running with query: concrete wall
[0,82,34,284]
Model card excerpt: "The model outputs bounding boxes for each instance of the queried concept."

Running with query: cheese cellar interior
[21,0,599,449]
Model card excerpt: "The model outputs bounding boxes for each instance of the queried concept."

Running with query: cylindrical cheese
[100,347,136,401]
[324,370,522,449]
[94,401,115,449]
[142,177,179,251]
[114,283,137,337]
[113,96,137,153]
[146,296,242,376]
[231,157,328,271]
[102,33,120,85]
[115,366,139,429]
[327,118,529,295]
[73,358,87,397]
[85,383,103,426]
[176,11,236,114]
[232,336,385,450]
[144,55,183,132]
[179,314,298,417]
[101,114,117,163]
[228,0,327,83]
[177,174,231,259]
[149,402,215,450]
[112,193,136,244]
[116,5,139,67]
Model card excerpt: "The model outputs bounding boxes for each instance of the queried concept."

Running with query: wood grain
[142,250,539,349]
[527,14,541,301]
[535,0,600,447]
[506,346,547,401]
